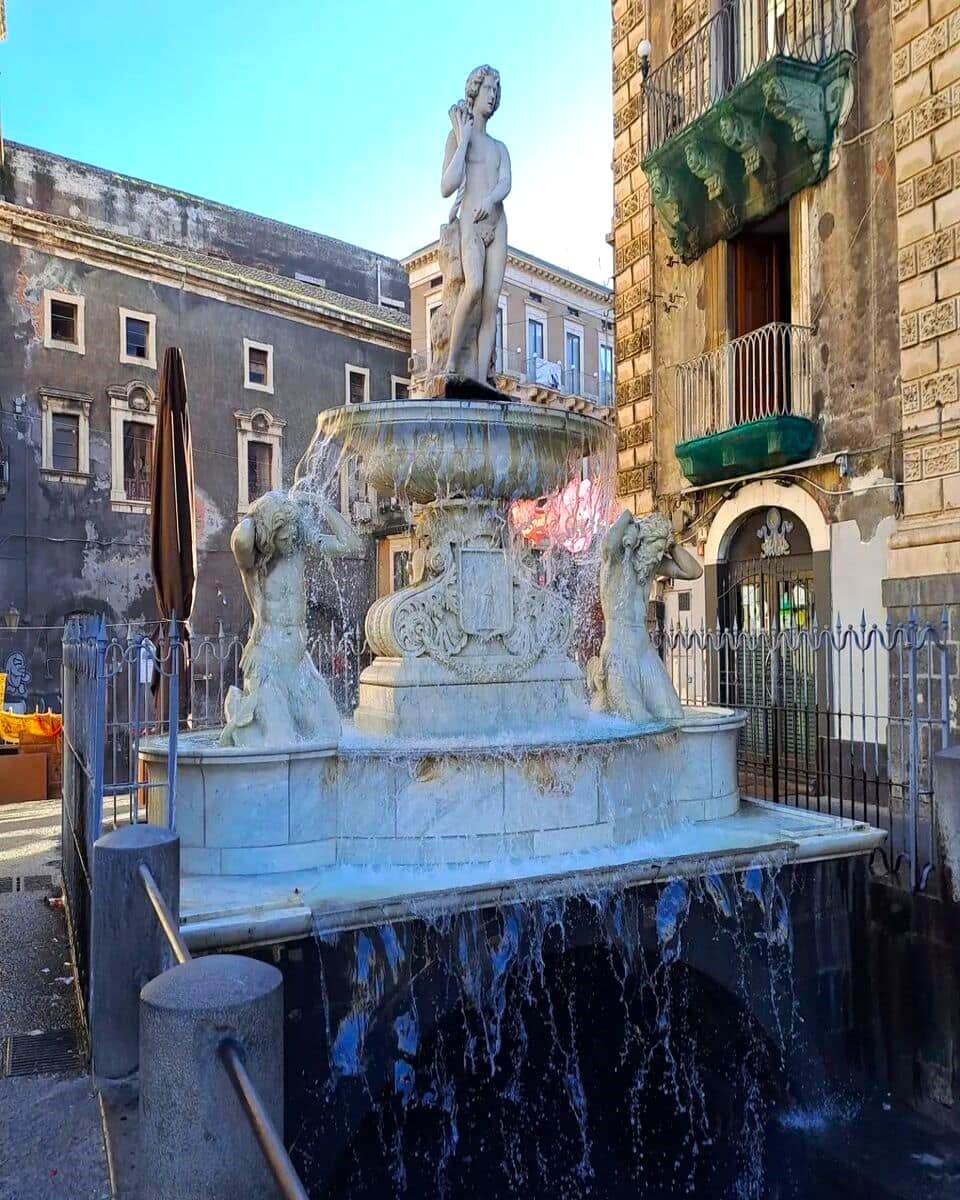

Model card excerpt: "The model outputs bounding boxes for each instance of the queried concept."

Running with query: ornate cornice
[0,204,409,352]
[403,242,612,304]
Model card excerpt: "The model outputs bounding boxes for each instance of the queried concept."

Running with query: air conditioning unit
[352,501,373,523]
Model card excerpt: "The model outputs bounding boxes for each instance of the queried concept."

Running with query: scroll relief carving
[365,502,571,684]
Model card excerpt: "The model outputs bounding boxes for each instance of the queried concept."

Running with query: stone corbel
[718,110,779,211]
[762,74,830,171]
[683,138,739,238]
[646,163,698,261]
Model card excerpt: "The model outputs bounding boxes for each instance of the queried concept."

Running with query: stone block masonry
[892,0,960,566]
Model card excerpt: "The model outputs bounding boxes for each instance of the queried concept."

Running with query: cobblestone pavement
[0,799,110,1200]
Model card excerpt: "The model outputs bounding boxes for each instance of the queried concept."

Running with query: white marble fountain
[140,65,882,948]
[142,397,746,877]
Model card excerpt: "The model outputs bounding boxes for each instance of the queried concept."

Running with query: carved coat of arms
[457,547,513,637]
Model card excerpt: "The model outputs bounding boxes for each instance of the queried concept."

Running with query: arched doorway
[717,505,816,633]
[713,503,825,801]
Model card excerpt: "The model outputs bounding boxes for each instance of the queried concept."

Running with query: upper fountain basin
[303,398,614,504]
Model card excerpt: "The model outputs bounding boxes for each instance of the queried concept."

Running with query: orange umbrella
[150,347,197,725]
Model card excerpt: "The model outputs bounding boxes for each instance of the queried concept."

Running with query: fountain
[138,65,880,944]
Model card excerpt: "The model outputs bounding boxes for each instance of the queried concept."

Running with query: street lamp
[638,39,652,81]
[2,605,20,630]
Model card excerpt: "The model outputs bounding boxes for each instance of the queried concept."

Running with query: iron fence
[61,615,365,1011]
[59,605,953,1012]
[657,613,953,890]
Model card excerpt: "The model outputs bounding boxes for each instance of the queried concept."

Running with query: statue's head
[249,490,299,566]
[465,64,501,118]
[628,512,673,577]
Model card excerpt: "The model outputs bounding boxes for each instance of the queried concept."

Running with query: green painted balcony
[674,322,817,485]
[641,0,855,262]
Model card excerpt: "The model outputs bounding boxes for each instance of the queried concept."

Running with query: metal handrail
[138,864,308,1200]
[676,321,813,442]
[137,863,190,965]
[643,0,848,154]
[219,1041,308,1200]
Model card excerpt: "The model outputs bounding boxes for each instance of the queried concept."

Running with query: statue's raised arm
[588,511,703,724]
[219,487,362,750]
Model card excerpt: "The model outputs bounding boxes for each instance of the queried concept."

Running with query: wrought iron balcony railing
[410,349,614,406]
[676,322,813,444]
[644,0,849,155]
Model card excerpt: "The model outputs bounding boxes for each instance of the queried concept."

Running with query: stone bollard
[90,825,180,1083]
[139,955,284,1200]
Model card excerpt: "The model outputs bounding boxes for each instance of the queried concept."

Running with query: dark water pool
[250,864,960,1198]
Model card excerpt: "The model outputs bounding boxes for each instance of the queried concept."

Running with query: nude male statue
[440,64,512,385]
[588,511,703,723]
[219,480,362,748]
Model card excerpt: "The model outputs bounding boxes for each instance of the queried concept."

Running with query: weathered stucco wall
[0,238,408,705]
[1,143,409,310]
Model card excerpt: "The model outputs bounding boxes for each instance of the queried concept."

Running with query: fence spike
[860,609,867,632]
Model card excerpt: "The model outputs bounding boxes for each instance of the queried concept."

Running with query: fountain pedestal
[355,499,588,737]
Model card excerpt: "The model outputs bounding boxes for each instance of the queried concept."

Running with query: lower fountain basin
[139,707,746,876]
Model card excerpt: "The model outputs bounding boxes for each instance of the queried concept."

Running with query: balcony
[409,350,614,409]
[641,0,854,261]
[675,322,816,485]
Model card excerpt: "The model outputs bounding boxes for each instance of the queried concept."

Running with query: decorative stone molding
[234,407,285,514]
[642,52,855,262]
[364,501,571,684]
[39,387,92,481]
[757,508,794,558]
[108,380,157,512]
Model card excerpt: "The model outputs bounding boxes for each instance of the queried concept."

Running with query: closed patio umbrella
[150,346,197,726]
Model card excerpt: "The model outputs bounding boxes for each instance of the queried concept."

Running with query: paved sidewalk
[0,799,111,1200]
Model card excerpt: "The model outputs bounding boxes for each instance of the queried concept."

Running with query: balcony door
[730,217,790,424]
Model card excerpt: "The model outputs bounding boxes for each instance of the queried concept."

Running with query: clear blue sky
[0,1,614,284]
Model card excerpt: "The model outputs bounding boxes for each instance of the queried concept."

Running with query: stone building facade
[885,0,960,638]
[0,144,410,708]
[610,0,911,637]
[404,241,614,409]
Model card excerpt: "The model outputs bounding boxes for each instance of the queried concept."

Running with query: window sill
[110,496,151,513]
[244,380,275,394]
[40,468,91,484]
[43,339,85,356]
[120,352,157,370]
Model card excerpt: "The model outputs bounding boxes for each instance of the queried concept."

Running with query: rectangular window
[678,591,692,613]
[347,368,368,405]
[51,413,80,472]
[247,440,272,503]
[248,347,269,386]
[599,342,614,404]
[527,317,544,362]
[243,339,274,393]
[392,378,410,401]
[124,317,150,360]
[392,550,412,592]
[50,299,79,345]
[123,420,154,501]
[565,331,582,395]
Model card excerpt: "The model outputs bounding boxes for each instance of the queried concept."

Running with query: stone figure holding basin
[588,510,703,724]
[219,480,361,749]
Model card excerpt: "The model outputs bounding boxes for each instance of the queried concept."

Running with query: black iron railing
[644,0,848,154]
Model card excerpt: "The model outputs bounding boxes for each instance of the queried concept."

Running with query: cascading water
[272,862,864,1199]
